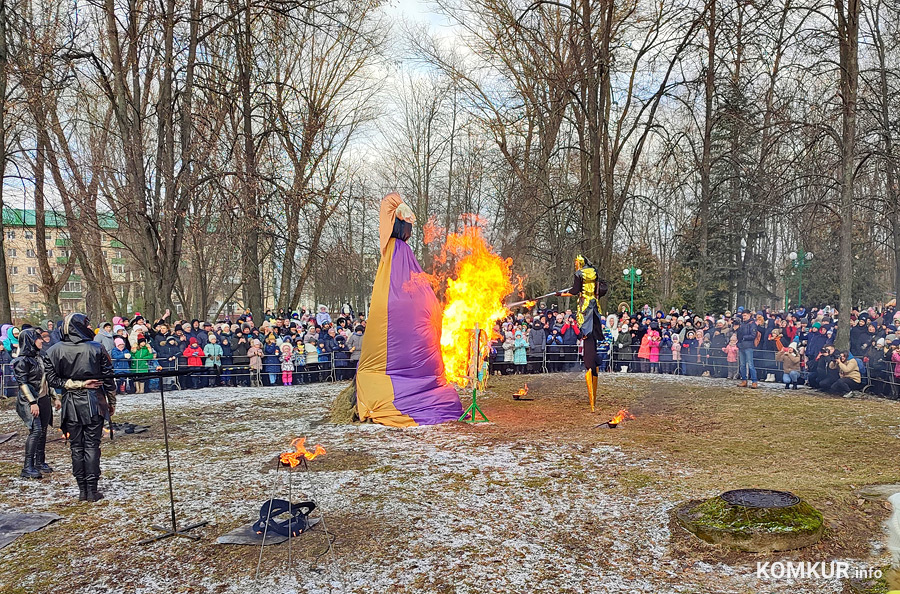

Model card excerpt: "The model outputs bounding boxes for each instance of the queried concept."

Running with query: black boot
[77,479,88,501]
[21,428,43,479]
[36,425,53,473]
[85,479,104,502]
[792,381,798,390]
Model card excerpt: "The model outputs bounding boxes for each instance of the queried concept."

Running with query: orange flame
[608,409,635,426]
[429,223,514,386]
[279,437,326,467]
[514,383,529,397]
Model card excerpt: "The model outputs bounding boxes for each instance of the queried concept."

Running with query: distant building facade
[3,208,129,320]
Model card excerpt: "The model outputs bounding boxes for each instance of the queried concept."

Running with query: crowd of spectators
[0,305,366,395]
[1,301,898,399]
[490,302,900,398]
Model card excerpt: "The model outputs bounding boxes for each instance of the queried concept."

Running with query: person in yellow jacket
[775,344,802,390]
[828,351,862,395]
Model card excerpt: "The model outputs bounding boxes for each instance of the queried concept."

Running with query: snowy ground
[0,373,895,594]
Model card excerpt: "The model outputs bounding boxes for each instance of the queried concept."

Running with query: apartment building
[3,208,128,320]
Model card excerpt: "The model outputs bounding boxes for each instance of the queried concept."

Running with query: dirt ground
[0,372,898,594]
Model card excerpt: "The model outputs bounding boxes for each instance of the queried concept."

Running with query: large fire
[430,223,514,386]
[280,437,326,467]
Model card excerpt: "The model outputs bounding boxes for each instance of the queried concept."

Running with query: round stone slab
[675,491,824,553]
[721,489,800,508]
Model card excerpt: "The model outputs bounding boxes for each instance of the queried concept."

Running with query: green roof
[3,207,117,230]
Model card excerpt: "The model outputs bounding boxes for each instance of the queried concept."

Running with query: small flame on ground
[280,437,326,467]
[608,409,635,426]
[514,384,529,397]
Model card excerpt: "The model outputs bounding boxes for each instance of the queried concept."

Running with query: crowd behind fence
[1,344,897,398]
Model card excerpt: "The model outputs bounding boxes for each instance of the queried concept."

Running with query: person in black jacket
[14,328,60,479]
[43,313,116,502]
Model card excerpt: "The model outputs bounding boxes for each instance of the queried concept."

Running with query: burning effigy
[353,193,464,427]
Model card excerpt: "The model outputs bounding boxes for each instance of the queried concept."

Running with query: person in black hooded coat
[14,328,60,479]
[42,313,116,502]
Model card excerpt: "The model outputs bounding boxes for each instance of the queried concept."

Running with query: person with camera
[828,350,863,396]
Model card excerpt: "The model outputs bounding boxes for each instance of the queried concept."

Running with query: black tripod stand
[103,369,209,544]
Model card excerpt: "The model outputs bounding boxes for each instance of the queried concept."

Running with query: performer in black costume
[43,313,116,501]
[14,328,60,479]
[559,255,608,411]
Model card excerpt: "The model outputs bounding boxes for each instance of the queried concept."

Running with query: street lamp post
[788,249,814,307]
[623,267,643,314]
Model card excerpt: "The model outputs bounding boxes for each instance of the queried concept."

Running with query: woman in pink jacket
[647,329,661,373]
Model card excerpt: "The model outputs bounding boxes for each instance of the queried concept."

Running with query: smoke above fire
[425,217,515,386]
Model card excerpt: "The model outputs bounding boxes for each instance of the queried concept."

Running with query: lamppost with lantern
[788,249,814,308]
[623,266,643,314]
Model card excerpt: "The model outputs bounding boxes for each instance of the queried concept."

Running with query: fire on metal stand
[255,437,339,583]
[458,324,489,423]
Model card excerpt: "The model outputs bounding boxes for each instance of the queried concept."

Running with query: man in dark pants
[736,310,759,388]
[43,313,116,502]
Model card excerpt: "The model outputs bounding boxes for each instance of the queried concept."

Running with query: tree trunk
[0,1,13,322]
[696,0,716,316]
[238,0,263,318]
[33,134,73,319]
[835,0,859,352]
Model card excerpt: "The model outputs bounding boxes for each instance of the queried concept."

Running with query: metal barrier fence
[0,346,897,396]
[486,344,900,396]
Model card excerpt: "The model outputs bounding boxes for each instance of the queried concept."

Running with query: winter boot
[792,381,798,390]
[738,380,748,388]
[21,430,43,479]
[36,426,53,473]
[750,382,759,389]
[85,479,104,502]
[77,479,88,501]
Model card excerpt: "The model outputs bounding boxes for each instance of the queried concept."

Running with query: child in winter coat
[220,336,234,387]
[280,344,295,386]
[502,331,515,375]
[247,339,263,386]
[647,330,661,373]
[671,339,682,375]
[303,335,320,382]
[723,335,740,380]
[182,337,205,389]
[111,337,132,393]
[131,335,154,393]
[513,330,528,374]
[204,334,223,387]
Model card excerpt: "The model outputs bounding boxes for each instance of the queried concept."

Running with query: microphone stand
[96,368,209,544]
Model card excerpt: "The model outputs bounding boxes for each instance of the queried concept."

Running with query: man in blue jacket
[736,310,759,388]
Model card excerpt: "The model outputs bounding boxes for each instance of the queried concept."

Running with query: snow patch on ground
[0,381,865,593]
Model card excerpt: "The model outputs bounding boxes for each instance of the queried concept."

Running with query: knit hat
[189,337,198,345]
[812,322,821,329]
[877,338,885,347]
[114,337,125,348]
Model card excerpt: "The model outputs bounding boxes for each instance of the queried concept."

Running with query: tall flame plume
[428,221,513,386]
